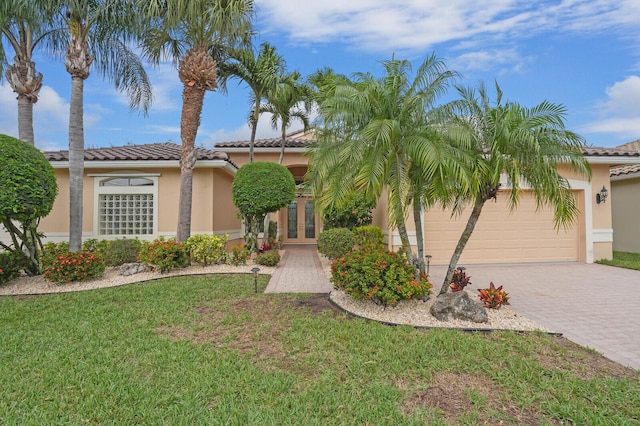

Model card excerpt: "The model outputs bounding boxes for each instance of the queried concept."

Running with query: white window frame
[92,172,160,239]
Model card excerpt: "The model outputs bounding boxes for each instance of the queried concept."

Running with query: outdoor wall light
[596,186,609,204]
[251,267,260,293]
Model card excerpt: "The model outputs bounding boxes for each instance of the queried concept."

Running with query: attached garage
[423,190,585,265]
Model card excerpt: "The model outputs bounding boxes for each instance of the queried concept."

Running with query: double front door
[284,198,317,243]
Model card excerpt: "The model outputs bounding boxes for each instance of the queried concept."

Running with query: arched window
[92,173,159,237]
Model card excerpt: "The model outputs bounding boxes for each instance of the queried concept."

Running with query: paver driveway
[429,263,640,370]
[267,246,639,370]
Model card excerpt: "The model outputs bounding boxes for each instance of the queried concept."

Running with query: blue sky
[1,0,640,151]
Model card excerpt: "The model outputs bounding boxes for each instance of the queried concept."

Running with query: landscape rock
[430,291,488,323]
[119,263,150,276]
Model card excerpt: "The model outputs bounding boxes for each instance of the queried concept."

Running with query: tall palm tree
[260,70,311,164]
[218,41,284,162]
[437,82,591,294]
[0,0,54,145]
[57,0,153,251]
[307,55,466,258]
[139,0,254,242]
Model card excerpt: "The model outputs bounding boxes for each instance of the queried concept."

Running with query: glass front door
[285,198,317,243]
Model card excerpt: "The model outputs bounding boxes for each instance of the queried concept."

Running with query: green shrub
[317,228,355,259]
[267,220,278,247]
[353,225,385,250]
[255,250,280,267]
[229,244,250,266]
[331,248,432,307]
[185,234,228,266]
[43,251,106,283]
[40,241,70,271]
[322,192,375,230]
[82,238,141,266]
[138,239,190,273]
[0,251,27,284]
[102,239,142,266]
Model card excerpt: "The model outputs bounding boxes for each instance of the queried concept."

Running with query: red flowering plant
[331,248,432,307]
[137,239,190,273]
[43,251,106,283]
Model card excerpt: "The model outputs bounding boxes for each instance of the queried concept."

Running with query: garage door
[423,190,584,265]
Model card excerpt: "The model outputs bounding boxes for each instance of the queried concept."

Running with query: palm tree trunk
[278,126,286,164]
[439,194,486,294]
[17,96,35,145]
[413,198,425,274]
[249,101,259,163]
[68,75,85,252]
[176,84,206,242]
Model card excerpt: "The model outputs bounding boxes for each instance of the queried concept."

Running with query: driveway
[429,263,640,370]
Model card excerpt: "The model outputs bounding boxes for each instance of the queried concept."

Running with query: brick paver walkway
[265,244,332,293]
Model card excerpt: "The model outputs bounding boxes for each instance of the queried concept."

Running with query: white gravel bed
[319,254,552,333]
[0,262,276,296]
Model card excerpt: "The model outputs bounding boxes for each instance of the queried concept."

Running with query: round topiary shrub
[0,134,58,275]
[317,228,354,259]
[232,162,295,252]
[255,250,280,267]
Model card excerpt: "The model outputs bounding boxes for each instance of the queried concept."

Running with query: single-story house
[24,131,640,265]
[611,140,640,254]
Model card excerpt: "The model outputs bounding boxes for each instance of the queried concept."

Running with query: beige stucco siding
[612,177,640,253]
[211,169,241,232]
[39,169,71,234]
[420,190,583,265]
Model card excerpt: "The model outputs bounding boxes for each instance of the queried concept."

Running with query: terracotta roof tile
[44,142,230,162]
[611,164,640,177]
[214,137,309,149]
[616,139,640,151]
[582,147,640,157]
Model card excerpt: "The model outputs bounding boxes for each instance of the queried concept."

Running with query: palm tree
[307,55,466,258]
[260,70,311,164]
[437,82,591,294]
[0,0,53,145]
[56,0,152,251]
[218,41,284,162]
[139,0,254,242]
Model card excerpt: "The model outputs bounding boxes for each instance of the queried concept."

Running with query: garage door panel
[423,191,582,265]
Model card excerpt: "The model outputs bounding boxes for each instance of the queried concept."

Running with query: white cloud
[257,0,640,54]
[0,84,19,138]
[581,75,640,140]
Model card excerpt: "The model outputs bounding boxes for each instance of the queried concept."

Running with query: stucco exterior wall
[611,177,640,253]
[39,166,239,243]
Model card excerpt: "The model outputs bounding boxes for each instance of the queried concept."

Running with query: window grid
[98,194,154,235]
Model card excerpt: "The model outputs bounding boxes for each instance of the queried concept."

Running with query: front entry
[284,198,318,243]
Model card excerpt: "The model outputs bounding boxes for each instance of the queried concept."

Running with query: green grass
[596,251,640,271]
[1,274,639,425]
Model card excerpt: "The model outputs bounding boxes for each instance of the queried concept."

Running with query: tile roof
[616,139,640,151]
[611,164,640,177]
[582,147,640,157]
[214,137,309,149]
[44,142,230,162]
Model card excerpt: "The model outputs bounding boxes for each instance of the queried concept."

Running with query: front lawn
[1,275,638,424]
[596,251,640,271]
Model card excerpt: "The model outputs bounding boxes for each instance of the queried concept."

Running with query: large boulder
[119,262,150,276]
[430,292,488,323]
